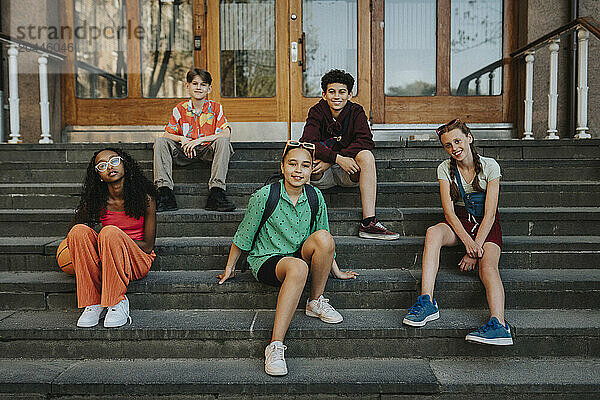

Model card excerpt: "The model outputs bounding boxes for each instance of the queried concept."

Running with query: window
[385,0,436,96]
[140,0,194,98]
[74,0,128,98]
[219,0,276,98]
[451,0,503,95]
[302,0,358,97]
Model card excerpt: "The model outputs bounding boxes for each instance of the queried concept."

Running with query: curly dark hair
[321,69,355,93]
[71,148,157,227]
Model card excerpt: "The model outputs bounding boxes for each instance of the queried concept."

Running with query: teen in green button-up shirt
[232,179,329,280]
[217,144,358,377]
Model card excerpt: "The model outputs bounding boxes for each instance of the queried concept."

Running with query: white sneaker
[103,296,132,328]
[265,341,288,376]
[77,305,106,328]
[305,295,343,324]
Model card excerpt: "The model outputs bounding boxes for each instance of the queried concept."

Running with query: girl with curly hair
[402,119,512,346]
[67,148,157,328]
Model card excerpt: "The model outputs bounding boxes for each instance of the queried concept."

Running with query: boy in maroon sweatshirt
[300,69,399,240]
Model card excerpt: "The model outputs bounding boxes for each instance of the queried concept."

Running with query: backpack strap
[304,184,319,232]
[239,181,281,273]
[252,181,281,249]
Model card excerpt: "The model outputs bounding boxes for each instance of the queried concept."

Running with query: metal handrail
[75,60,127,86]
[0,33,66,61]
[511,16,600,59]
[456,59,503,96]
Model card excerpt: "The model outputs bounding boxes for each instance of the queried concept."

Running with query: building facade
[0,0,598,143]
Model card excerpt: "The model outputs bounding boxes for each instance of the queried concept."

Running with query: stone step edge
[0,357,598,396]
[1,309,598,339]
[3,181,600,190]
[1,269,598,293]
[2,235,600,255]
[4,207,600,225]
[2,138,599,149]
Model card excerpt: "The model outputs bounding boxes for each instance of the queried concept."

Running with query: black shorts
[257,249,304,287]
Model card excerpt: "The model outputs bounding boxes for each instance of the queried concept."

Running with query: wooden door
[205,0,290,140]
[371,0,517,124]
[288,0,371,139]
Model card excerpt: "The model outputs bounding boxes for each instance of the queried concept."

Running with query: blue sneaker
[403,294,440,327]
[466,317,514,346]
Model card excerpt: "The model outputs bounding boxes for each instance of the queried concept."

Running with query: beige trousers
[153,136,234,190]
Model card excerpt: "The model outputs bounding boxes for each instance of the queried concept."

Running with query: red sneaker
[359,218,400,240]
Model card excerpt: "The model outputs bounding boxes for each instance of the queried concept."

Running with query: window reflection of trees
[451,0,503,95]
[74,0,128,98]
[141,0,193,98]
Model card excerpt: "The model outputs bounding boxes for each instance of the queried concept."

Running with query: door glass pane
[302,0,357,97]
[451,0,503,96]
[140,0,193,98]
[74,0,127,98]
[385,0,436,96]
[220,0,276,98]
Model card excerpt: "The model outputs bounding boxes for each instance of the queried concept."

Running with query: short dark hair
[186,68,212,85]
[321,69,355,93]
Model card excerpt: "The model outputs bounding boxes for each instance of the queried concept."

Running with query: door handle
[298,32,306,72]
[291,41,298,63]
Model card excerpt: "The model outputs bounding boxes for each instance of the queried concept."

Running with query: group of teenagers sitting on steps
[65,68,513,377]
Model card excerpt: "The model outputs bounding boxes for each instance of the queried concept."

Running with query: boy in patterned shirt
[154,68,235,212]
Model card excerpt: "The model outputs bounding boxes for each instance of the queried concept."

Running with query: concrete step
[0,208,403,237]
[1,158,600,184]
[0,357,439,398]
[1,207,599,237]
[2,181,600,209]
[1,356,598,399]
[0,309,598,359]
[1,140,600,163]
[1,236,599,272]
[1,269,598,311]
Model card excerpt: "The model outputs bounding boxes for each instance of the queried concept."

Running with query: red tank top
[100,210,145,241]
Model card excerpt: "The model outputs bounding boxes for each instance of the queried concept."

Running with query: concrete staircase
[0,140,599,399]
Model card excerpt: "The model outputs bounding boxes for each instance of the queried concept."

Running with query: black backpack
[239,180,320,272]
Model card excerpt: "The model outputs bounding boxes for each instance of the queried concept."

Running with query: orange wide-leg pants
[67,224,155,308]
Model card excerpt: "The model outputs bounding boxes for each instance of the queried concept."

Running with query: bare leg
[478,243,505,325]
[421,223,460,298]
[271,257,309,342]
[300,229,335,300]
[355,150,377,219]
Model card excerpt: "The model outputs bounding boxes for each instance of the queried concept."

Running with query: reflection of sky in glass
[451,0,503,95]
[385,0,436,96]
[303,0,358,97]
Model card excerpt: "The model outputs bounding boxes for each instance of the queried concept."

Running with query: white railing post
[177,80,184,97]
[523,52,535,140]
[167,76,175,97]
[546,40,560,139]
[575,29,591,139]
[7,45,21,144]
[38,55,53,144]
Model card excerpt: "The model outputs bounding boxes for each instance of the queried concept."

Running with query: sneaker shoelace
[316,297,334,313]
[475,319,502,334]
[268,343,287,362]
[406,297,427,316]
[84,305,99,313]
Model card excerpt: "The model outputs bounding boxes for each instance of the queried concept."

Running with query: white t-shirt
[437,156,501,206]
